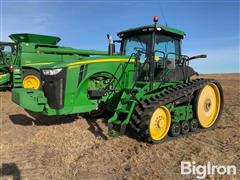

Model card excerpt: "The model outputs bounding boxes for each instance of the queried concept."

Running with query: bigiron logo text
[181,161,236,179]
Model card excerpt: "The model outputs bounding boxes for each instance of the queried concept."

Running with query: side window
[155,40,175,57]
[2,45,12,53]
[155,35,180,61]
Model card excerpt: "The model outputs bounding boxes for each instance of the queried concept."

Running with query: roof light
[153,16,159,23]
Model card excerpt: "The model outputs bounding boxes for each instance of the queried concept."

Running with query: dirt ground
[0,74,239,180]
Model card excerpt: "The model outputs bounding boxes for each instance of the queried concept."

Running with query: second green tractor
[0,33,108,89]
[12,17,224,143]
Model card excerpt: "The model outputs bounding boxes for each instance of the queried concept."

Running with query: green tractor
[0,33,108,89]
[12,17,224,143]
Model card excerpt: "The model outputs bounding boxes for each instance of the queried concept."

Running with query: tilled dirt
[0,74,239,179]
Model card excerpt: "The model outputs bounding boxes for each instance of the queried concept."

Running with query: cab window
[1,45,12,53]
[155,35,180,61]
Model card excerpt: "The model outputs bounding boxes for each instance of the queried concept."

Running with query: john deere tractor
[12,16,224,143]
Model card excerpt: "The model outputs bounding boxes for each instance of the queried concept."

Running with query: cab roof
[117,24,185,39]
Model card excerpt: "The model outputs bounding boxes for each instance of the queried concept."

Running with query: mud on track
[0,74,239,179]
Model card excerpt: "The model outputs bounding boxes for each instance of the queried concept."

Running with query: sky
[0,0,239,73]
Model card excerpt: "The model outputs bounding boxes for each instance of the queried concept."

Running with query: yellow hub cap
[23,75,40,89]
[149,106,171,141]
[197,83,221,128]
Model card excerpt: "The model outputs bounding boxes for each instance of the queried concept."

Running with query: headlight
[42,68,62,76]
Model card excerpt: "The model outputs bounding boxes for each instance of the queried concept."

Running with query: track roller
[169,122,181,137]
[181,120,190,134]
[189,119,198,132]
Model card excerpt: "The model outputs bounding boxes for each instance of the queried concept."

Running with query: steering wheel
[133,47,146,54]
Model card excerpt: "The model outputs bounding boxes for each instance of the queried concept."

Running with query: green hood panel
[40,56,133,69]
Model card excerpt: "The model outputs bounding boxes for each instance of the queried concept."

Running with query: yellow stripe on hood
[68,58,134,67]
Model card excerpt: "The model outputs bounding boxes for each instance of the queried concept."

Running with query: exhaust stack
[107,34,115,56]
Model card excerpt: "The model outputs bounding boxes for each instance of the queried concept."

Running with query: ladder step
[117,109,129,113]
[121,98,135,104]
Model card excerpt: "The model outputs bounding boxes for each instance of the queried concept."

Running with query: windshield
[122,34,152,61]
[122,33,180,62]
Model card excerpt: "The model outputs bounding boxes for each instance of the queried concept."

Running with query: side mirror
[197,54,207,58]
[107,34,115,56]
[188,54,207,61]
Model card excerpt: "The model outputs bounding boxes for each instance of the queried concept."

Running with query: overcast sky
[0,0,239,73]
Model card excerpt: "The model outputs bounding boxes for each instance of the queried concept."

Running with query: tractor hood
[40,56,133,69]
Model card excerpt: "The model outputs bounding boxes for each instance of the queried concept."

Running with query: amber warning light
[153,16,159,23]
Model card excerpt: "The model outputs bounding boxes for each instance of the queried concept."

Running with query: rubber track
[129,78,224,143]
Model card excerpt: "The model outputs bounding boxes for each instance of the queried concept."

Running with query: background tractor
[12,16,224,143]
[0,33,108,89]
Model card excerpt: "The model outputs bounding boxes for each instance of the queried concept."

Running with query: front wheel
[22,69,41,89]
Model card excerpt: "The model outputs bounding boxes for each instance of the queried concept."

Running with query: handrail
[106,53,135,98]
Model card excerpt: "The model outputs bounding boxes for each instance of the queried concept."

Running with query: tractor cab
[0,42,17,87]
[113,16,204,85]
[0,42,16,66]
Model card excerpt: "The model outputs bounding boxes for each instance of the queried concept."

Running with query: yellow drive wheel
[149,106,171,141]
[23,70,41,89]
[195,83,221,128]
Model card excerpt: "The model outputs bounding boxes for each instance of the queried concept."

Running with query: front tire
[22,69,41,89]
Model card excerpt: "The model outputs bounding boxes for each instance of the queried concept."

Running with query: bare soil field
[0,74,239,179]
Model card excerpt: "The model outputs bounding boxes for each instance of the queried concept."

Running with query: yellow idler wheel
[23,74,40,89]
[195,83,221,128]
[149,106,171,141]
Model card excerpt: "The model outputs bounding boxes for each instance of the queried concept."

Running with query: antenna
[160,5,168,27]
